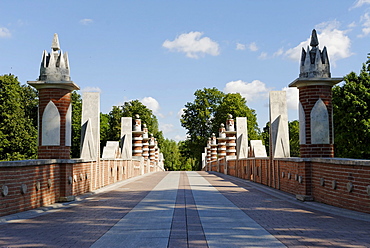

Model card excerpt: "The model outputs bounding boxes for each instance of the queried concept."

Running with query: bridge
[1,171,370,247]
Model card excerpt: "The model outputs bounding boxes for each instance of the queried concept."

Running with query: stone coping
[274,157,370,166]
[0,158,145,168]
[210,157,370,166]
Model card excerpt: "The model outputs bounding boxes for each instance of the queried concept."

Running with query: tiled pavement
[1,171,370,247]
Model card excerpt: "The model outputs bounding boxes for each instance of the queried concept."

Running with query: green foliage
[161,139,181,171]
[181,87,260,170]
[288,120,300,157]
[333,57,370,159]
[0,74,37,160]
[261,122,270,156]
[213,93,260,140]
[100,113,110,153]
[71,91,82,158]
[105,100,164,148]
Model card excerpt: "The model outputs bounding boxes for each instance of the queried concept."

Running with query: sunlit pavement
[1,171,370,247]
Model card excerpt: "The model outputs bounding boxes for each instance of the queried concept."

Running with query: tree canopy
[181,87,260,170]
[332,55,370,159]
[0,74,38,161]
[102,100,164,149]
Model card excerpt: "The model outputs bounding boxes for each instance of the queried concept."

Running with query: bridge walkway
[1,171,370,247]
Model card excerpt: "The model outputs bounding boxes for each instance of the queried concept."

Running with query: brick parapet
[0,157,163,217]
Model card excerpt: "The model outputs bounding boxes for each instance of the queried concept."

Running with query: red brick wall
[0,158,162,217]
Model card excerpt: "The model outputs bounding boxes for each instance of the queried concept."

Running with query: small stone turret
[39,34,71,82]
[299,29,330,79]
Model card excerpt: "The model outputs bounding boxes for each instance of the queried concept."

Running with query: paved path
[1,171,370,247]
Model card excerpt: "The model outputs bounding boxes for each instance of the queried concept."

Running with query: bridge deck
[1,171,370,247]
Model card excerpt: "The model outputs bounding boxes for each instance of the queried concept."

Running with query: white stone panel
[65,103,72,146]
[102,141,120,159]
[236,117,248,159]
[42,101,60,145]
[81,92,100,159]
[311,98,330,144]
[299,102,306,144]
[269,91,290,158]
[80,119,96,160]
[250,140,267,157]
[121,117,132,159]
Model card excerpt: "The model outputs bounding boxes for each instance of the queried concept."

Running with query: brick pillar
[142,124,149,160]
[217,124,227,160]
[225,115,237,157]
[28,34,79,159]
[132,115,144,157]
[289,29,342,158]
[210,133,218,162]
[36,88,74,159]
[149,134,156,165]
[297,85,337,157]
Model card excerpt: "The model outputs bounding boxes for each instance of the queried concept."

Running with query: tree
[161,139,181,171]
[100,113,110,153]
[213,93,260,140]
[332,56,370,159]
[71,91,82,158]
[289,120,300,157]
[181,87,260,170]
[261,122,270,156]
[104,100,164,148]
[0,74,37,160]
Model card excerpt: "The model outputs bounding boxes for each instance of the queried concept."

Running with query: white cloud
[273,48,284,57]
[359,13,370,37]
[177,108,185,119]
[282,87,299,110]
[223,80,270,102]
[249,42,258,52]
[0,27,11,38]
[351,0,370,9]
[80,19,93,25]
[284,20,352,64]
[258,52,268,60]
[82,87,101,92]
[236,43,246,50]
[174,134,187,142]
[160,123,174,133]
[141,96,164,118]
[162,31,220,59]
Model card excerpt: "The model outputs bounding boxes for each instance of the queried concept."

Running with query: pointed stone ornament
[310,29,319,47]
[51,33,60,51]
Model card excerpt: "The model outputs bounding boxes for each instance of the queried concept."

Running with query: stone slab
[236,117,248,159]
[121,117,132,159]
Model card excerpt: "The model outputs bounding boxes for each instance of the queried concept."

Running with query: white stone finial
[51,33,60,51]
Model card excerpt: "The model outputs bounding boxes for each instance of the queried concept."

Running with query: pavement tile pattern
[1,171,370,248]
[202,171,370,248]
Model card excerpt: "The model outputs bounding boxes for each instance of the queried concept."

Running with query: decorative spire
[310,29,319,47]
[39,33,70,82]
[51,33,60,51]
[299,29,331,79]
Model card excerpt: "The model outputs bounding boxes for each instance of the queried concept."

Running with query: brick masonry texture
[204,157,370,214]
[0,159,162,217]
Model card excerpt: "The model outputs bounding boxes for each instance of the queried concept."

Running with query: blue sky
[1,0,370,141]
